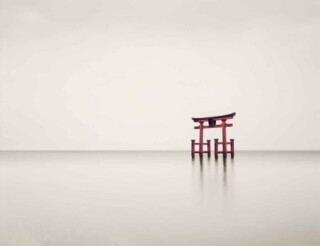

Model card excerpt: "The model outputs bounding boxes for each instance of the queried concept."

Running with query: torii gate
[191,112,236,158]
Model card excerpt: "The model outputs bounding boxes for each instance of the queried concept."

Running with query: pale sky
[1,0,320,150]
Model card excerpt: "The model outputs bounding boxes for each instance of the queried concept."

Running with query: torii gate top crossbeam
[192,112,236,128]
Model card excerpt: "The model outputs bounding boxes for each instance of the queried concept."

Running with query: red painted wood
[191,140,195,157]
[199,121,204,156]
[192,112,236,122]
[193,123,233,129]
[207,140,211,156]
[222,120,227,157]
[230,139,234,158]
[214,138,219,157]
[191,113,236,158]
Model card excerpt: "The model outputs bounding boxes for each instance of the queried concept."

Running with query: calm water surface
[0,151,319,246]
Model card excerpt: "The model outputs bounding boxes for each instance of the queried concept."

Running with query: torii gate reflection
[191,155,234,201]
[191,112,236,158]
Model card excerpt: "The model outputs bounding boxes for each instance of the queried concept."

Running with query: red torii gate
[191,112,236,158]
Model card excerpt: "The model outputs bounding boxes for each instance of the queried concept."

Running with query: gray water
[0,151,319,246]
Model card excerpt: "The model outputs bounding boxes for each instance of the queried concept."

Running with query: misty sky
[1,0,320,150]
